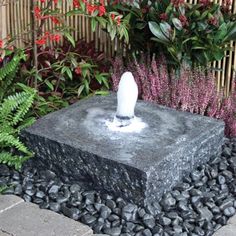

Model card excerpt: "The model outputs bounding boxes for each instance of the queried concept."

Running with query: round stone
[61,205,80,220]
[49,202,61,212]
[191,170,202,182]
[69,184,81,193]
[159,216,171,226]
[103,227,121,236]
[224,207,236,217]
[14,184,22,195]
[100,205,112,219]
[142,229,152,236]
[48,185,60,194]
[81,214,97,225]
[142,214,155,228]
[0,165,10,176]
[106,199,116,209]
[35,191,45,199]
[161,194,176,210]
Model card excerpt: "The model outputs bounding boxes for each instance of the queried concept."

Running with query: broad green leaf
[213,50,224,61]
[214,23,227,42]
[65,68,73,80]
[78,85,85,97]
[172,18,182,31]
[160,22,172,39]
[95,16,107,28]
[45,80,54,91]
[225,22,236,41]
[64,32,75,47]
[110,27,117,41]
[91,18,98,32]
[148,21,169,42]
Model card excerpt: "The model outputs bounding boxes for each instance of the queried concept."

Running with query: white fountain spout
[115,72,138,127]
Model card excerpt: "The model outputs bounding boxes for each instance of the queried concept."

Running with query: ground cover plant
[111,54,236,137]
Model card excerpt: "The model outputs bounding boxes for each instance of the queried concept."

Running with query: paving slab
[214,215,236,236]
[0,230,11,236]
[0,195,23,213]
[0,196,93,236]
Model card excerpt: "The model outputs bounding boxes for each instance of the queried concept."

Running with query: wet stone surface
[1,138,236,235]
[20,94,224,205]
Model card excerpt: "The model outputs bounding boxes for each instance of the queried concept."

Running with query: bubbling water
[106,117,147,133]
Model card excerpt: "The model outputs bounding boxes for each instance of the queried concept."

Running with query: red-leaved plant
[111,55,236,137]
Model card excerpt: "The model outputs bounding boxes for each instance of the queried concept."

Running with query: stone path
[0,195,107,236]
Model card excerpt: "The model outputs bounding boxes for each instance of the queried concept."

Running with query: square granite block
[21,94,225,206]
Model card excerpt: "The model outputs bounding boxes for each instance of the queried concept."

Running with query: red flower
[117,16,121,26]
[208,16,218,26]
[39,0,46,3]
[75,66,82,75]
[50,34,61,43]
[111,13,115,20]
[179,15,188,27]
[44,31,50,37]
[34,6,41,19]
[73,0,80,8]
[36,38,46,45]
[87,4,97,14]
[53,0,58,5]
[160,13,168,21]
[0,40,3,48]
[50,16,60,24]
[98,5,106,16]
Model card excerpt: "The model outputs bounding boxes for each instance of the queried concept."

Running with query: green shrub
[107,0,236,67]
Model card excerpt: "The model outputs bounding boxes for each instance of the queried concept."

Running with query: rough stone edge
[145,121,225,204]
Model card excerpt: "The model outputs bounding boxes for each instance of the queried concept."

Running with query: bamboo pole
[0,2,7,40]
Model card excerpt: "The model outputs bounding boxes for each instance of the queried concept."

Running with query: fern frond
[0,50,35,170]
[17,117,36,132]
[0,131,31,155]
[0,70,17,101]
[11,92,35,126]
[0,151,30,170]
[0,51,24,81]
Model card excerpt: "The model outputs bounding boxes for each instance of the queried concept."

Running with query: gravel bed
[0,138,236,236]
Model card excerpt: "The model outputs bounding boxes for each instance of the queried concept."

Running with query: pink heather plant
[111,55,236,137]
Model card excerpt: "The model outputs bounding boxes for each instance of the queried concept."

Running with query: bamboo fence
[0,0,235,95]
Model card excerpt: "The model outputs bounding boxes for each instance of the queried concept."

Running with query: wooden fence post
[0,1,7,40]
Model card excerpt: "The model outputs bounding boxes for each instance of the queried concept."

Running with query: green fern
[0,50,26,100]
[0,51,36,170]
[0,152,30,170]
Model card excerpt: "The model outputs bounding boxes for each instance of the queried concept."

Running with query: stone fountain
[21,72,225,206]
